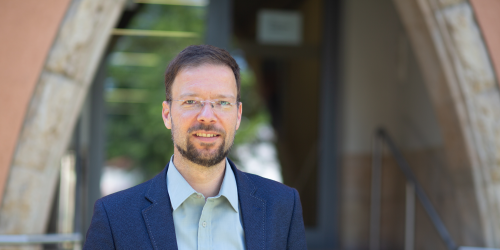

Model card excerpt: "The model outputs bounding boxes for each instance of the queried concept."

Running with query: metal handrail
[0,233,81,245]
[371,128,456,250]
[370,128,500,250]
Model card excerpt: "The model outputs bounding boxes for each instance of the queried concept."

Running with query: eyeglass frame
[168,99,240,113]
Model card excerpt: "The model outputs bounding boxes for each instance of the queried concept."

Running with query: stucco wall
[0,0,70,205]
[341,0,443,154]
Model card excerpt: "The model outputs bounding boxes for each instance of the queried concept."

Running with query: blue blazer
[84,159,307,249]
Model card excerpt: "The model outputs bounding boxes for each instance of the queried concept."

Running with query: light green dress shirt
[166,157,246,250]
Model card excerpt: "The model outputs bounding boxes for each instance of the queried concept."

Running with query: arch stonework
[0,0,125,235]
[393,0,500,246]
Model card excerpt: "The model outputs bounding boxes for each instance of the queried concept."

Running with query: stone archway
[0,0,125,235]
[393,0,500,246]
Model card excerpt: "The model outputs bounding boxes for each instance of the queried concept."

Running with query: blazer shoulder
[242,171,298,204]
[97,179,152,211]
[244,171,294,191]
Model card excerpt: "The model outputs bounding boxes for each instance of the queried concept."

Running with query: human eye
[217,100,231,106]
[180,100,200,109]
[183,100,197,105]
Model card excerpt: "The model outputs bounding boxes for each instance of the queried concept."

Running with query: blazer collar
[228,159,266,250]
[142,159,266,250]
[143,163,178,250]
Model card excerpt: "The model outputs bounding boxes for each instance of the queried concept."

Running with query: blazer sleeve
[83,199,115,250]
[287,188,307,250]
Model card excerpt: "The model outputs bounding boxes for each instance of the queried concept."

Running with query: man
[84,45,307,249]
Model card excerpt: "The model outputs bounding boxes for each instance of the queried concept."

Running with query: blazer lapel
[142,164,178,250]
[229,159,266,250]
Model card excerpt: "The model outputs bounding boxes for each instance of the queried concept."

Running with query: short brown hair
[164,45,241,102]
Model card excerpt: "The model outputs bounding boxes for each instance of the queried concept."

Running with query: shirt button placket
[199,203,211,250]
[201,199,215,250]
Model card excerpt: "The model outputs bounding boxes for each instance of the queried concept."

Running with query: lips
[187,124,224,136]
[192,130,222,141]
[195,133,218,137]
[188,125,224,143]
[191,132,221,145]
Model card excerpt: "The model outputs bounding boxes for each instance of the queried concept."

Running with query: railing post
[370,133,383,250]
[405,182,415,250]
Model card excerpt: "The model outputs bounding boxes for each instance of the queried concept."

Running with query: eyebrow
[213,94,235,99]
[178,93,236,99]
[179,93,199,98]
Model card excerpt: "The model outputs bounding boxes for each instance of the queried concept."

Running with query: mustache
[187,124,225,135]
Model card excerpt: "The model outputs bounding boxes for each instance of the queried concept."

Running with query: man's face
[162,64,242,167]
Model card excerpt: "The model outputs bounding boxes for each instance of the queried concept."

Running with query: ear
[162,101,172,129]
[235,102,243,130]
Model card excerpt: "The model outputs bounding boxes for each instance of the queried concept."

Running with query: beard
[172,123,234,167]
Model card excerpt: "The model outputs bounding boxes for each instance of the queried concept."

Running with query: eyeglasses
[171,99,239,113]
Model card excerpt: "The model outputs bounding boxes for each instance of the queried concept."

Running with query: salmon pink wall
[0,0,70,204]
[471,0,500,85]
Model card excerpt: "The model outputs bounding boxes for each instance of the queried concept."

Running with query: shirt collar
[167,156,197,211]
[219,158,239,213]
[166,156,239,213]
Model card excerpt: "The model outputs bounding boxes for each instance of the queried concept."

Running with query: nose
[197,102,217,123]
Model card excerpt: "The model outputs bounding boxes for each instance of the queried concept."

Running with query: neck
[172,150,226,198]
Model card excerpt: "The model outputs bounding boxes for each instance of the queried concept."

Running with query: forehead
[171,64,237,99]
